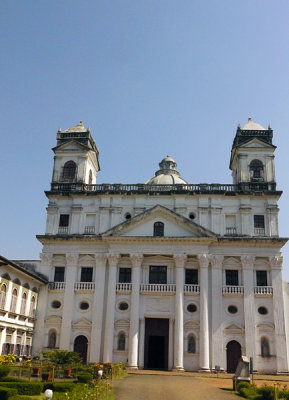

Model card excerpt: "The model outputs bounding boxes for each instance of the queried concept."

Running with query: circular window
[80,301,89,310]
[187,304,197,313]
[228,305,238,314]
[189,213,196,220]
[119,302,129,311]
[258,306,268,315]
[125,213,131,220]
[51,300,61,309]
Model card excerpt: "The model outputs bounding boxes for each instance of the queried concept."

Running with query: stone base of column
[172,367,185,372]
[127,366,139,370]
[198,368,211,373]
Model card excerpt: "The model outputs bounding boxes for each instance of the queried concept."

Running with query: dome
[145,155,188,185]
[241,117,265,131]
[62,121,87,133]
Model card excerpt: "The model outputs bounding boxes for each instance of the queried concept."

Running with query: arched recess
[0,284,6,309]
[117,331,126,351]
[226,340,241,373]
[261,337,270,357]
[10,288,18,313]
[74,335,88,363]
[48,330,57,348]
[62,160,77,181]
[187,335,196,354]
[249,159,264,181]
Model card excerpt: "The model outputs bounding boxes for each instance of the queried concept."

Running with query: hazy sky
[1,1,289,278]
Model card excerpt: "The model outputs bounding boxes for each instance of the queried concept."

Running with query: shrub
[77,372,93,383]
[0,387,17,399]
[0,366,11,379]
[239,386,261,400]
[10,397,32,400]
[0,382,43,395]
[43,382,76,392]
[258,386,275,400]
[0,377,26,383]
[237,381,251,391]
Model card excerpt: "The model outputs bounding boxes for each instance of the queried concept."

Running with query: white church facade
[31,119,289,373]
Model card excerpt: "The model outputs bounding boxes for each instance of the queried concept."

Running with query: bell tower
[230,118,276,187]
[51,121,100,185]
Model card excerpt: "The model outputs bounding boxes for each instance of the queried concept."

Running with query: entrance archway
[144,318,169,370]
[226,340,241,373]
[73,335,88,363]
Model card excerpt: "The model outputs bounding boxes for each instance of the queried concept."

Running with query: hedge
[9,397,32,400]
[0,378,26,383]
[0,366,11,380]
[0,382,43,395]
[43,381,76,392]
[0,387,17,399]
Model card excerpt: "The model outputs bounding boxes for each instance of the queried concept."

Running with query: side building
[0,256,47,358]
[33,119,288,373]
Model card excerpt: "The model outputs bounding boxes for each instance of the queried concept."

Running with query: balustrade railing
[222,286,244,295]
[254,228,265,236]
[254,286,273,295]
[184,284,200,293]
[116,283,132,292]
[140,284,176,293]
[48,282,66,290]
[225,227,237,235]
[58,227,69,234]
[74,282,95,290]
[50,182,277,193]
[84,226,95,234]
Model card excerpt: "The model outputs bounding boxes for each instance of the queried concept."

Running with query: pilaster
[128,254,143,369]
[241,255,256,363]
[198,254,210,371]
[270,256,288,373]
[90,254,107,362]
[210,255,224,369]
[103,253,120,362]
[59,253,78,349]
[173,254,185,371]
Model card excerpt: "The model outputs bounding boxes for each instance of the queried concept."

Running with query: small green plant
[77,372,93,383]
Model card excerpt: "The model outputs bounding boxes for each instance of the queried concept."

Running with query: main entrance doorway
[144,318,169,370]
[226,340,241,373]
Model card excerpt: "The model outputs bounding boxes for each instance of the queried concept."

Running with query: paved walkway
[113,374,237,400]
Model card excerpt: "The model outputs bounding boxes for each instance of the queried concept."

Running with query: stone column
[241,255,256,362]
[32,253,51,353]
[210,255,224,369]
[138,318,145,369]
[90,254,107,363]
[173,254,185,370]
[59,253,78,350]
[103,253,120,363]
[0,327,6,355]
[128,254,143,369]
[270,256,289,373]
[198,254,210,371]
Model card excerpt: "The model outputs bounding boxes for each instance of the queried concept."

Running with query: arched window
[10,288,17,313]
[250,160,264,181]
[0,284,6,310]
[261,337,270,357]
[117,332,126,351]
[153,221,164,237]
[62,161,77,181]
[188,335,196,354]
[29,296,36,317]
[20,292,27,315]
[48,331,57,349]
[88,169,93,185]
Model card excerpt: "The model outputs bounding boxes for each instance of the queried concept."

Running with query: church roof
[146,156,188,185]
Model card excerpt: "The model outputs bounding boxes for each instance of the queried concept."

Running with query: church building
[32,118,289,373]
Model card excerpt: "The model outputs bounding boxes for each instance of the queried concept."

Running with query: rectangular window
[225,270,239,286]
[149,266,167,284]
[80,267,93,282]
[59,214,69,227]
[119,268,131,283]
[254,215,265,228]
[185,269,198,284]
[256,270,268,286]
[54,267,65,282]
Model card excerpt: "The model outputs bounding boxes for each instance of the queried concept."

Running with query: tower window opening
[153,221,164,237]
[62,160,77,181]
[249,159,264,182]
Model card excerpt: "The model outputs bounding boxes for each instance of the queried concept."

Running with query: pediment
[257,322,275,331]
[45,315,62,325]
[224,323,245,334]
[184,320,200,331]
[79,254,95,266]
[238,138,275,149]
[72,318,92,329]
[102,205,216,238]
[53,140,89,153]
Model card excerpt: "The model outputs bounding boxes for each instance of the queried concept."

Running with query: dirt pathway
[113,374,237,400]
